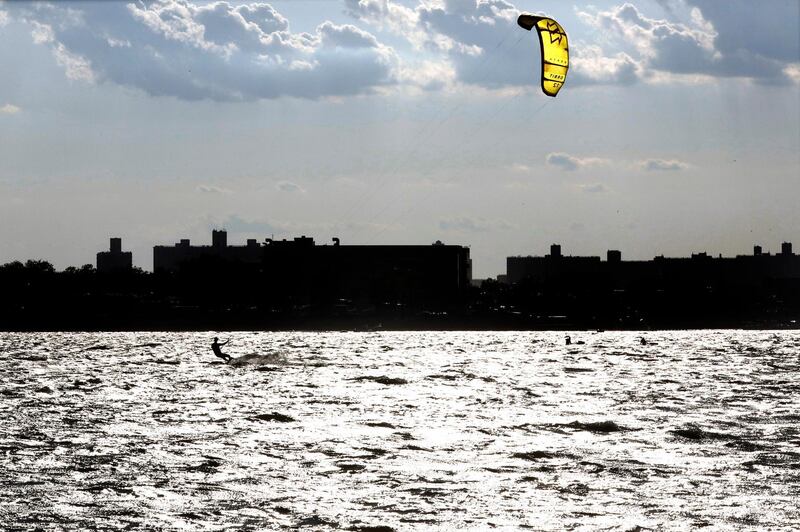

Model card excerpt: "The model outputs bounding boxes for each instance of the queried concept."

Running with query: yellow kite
[517,14,569,97]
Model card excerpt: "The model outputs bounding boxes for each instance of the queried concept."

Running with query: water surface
[1,331,799,530]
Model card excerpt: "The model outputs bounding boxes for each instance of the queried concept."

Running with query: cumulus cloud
[546,152,608,171]
[545,153,689,172]
[0,103,20,114]
[577,183,607,193]
[439,216,513,232]
[5,1,399,100]
[547,153,581,171]
[396,59,456,90]
[578,2,798,83]
[686,0,799,64]
[275,180,304,193]
[215,214,282,235]
[785,64,800,85]
[578,3,715,64]
[413,0,533,89]
[570,45,641,86]
[569,222,585,231]
[53,42,95,82]
[345,0,799,89]
[210,214,366,237]
[641,158,689,171]
[344,0,421,42]
[8,0,797,101]
[196,184,232,194]
[346,0,650,89]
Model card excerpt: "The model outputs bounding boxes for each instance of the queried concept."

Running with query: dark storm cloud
[4,0,399,101]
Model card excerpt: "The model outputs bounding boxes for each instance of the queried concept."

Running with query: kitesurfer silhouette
[212,337,232,363]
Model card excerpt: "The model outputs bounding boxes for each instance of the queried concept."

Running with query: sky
[0,0,798,277]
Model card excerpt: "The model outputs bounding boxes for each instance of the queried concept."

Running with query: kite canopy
[517,14,569,97]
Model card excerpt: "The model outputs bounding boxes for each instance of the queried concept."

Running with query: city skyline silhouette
[1,229,797,331]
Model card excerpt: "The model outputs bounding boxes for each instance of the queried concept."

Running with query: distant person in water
[212,337,232,363]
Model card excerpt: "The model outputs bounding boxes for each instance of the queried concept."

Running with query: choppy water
[1,331,799,530]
